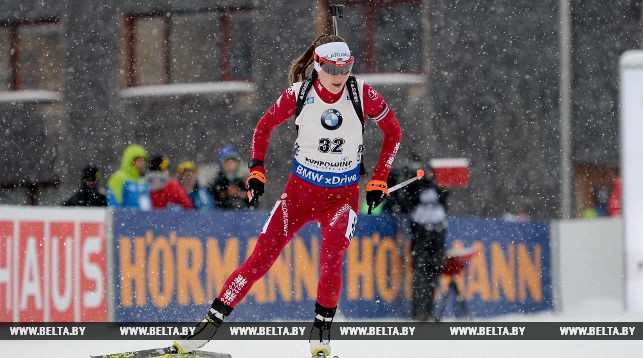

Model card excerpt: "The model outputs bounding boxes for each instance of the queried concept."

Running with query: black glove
[246,161,266,205]
[366,180,389,215]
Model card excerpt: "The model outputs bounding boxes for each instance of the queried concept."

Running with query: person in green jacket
[107,144,151,209]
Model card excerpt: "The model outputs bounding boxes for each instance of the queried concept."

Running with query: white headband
[313,42,351,72]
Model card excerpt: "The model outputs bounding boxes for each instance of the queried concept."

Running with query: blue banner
[111,209,551,322]
[437,217,553,318]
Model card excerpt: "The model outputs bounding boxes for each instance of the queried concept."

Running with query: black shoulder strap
[346,76,367,175]
[296,73,317,118]
[296,74,364,132]
[346,75,365,132]
[295,74,368,174]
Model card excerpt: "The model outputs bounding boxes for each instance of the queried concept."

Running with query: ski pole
[367,169,425,215]
[389,169,425,194]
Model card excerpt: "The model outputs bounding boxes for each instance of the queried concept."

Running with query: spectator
[582,185,609,218]
[608,178,622,216]
[177,161,216,210]
[107,144,151,209]
[62,165,107,206]
[208,145,251,209]
[388,163,448,321]
[146,155,193,210]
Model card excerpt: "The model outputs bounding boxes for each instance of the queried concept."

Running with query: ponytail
[288,34,346,85]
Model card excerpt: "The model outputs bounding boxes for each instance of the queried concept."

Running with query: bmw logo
[321,109,343,130]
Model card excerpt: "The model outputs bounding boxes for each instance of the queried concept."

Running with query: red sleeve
[250,87,297,165]
[362,83,402,182]
[170,180,193,209]
[362,83,388,118]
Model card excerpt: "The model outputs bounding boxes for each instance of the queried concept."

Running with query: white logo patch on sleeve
[345,208,358,241]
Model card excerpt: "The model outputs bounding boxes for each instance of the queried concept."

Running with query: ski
[90,346,231,358]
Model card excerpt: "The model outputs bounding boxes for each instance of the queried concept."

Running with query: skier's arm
[250,87,296,164]
[247,87,296,204]
[362,84,402,214]
[363,84,402,182]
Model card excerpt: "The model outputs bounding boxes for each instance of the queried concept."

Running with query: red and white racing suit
[216,78,402,310]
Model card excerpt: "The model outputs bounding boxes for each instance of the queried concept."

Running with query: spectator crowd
[62,143,255,211]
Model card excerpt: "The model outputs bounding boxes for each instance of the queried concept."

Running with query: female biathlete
[173,34,402,358]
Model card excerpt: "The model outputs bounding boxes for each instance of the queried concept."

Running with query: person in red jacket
[173,34,402,357]
[608,177,622,216]
[145,155,193,210]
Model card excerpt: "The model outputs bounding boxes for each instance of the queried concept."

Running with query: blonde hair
[288,34,347,85]
[177,161,197,177]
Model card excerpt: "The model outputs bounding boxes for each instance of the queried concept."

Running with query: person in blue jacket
[177,161,216,210]
[107,144,151,209]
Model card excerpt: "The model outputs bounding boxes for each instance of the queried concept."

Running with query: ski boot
[172,299,233,353]
[309,302,336,358]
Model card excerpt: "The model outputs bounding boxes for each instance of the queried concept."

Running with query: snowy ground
[3,298,643,358]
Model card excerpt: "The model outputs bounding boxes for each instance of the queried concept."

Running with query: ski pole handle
[247,189,259,205]
[388,169,425,193]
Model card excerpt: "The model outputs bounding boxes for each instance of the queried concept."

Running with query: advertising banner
[0,207,108,322]
[112,209,401,322]
[111,209,551,322]
[440,217,553,317]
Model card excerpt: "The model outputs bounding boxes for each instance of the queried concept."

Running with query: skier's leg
[309,302,337,357]
[172,298,232,353]
[310,191,358,356]
[175,193,310,352]
[217,202,302,306]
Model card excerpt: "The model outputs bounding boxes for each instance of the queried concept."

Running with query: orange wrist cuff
[366,180,389,195]
[246,171,266,186]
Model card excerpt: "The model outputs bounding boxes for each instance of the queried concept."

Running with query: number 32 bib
[292,80,365,187]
